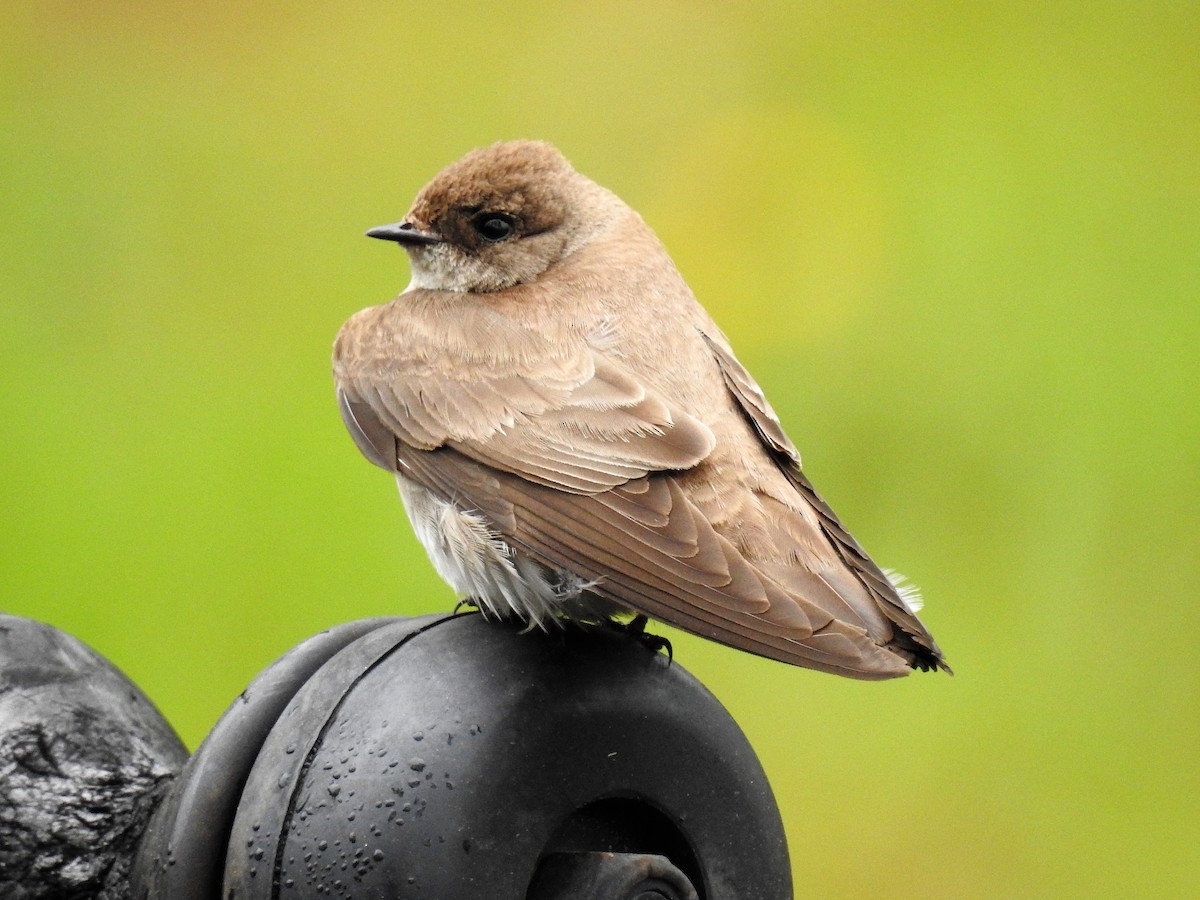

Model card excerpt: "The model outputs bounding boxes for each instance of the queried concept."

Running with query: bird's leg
[622,615,673,663]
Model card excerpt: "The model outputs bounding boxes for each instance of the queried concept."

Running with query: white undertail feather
[396,475,598,629]
[883,568,924,613]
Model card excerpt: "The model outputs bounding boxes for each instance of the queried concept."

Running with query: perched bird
[333,141,948,679]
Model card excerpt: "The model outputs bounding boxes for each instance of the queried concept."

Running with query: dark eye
[472,212,516,243]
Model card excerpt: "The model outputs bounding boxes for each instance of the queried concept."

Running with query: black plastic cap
[135,613,792,899]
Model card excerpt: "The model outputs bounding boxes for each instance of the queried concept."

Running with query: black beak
[365,221,444,246]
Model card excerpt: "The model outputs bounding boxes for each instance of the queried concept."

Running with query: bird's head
[367,141,622,293]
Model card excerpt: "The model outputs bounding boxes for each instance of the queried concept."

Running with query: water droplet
[409,758,426,772]
[412,731,425,741]
[373,849,384,861]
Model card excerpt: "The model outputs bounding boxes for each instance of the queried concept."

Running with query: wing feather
[392,443,911,679]
[335,305,715,493]
[333,299,941,677]
[699,327,948,671]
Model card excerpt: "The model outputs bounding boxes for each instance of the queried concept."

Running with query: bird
[333,140,948,680]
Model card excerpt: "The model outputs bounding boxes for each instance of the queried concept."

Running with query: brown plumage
[333,140,948,679]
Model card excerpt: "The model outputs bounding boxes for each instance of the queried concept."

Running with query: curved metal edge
[528,852,699,900]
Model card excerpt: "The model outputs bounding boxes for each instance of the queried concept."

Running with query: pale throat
[405,259,463,293]
[404,249,498,293]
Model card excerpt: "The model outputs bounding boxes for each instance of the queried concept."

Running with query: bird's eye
[472,212,516,243]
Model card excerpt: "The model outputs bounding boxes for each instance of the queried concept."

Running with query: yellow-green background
[4,3,1196,896]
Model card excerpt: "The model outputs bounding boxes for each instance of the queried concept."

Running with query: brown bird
[333,141,948,679]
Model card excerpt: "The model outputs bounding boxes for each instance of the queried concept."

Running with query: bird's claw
[623,615,673,663]
[453,597,480,615]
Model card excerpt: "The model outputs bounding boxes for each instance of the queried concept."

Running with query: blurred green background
[3,2,1197,896]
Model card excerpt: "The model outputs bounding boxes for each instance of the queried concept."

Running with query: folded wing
[334,300,943,677]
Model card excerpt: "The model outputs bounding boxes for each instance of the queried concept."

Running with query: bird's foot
[620,615,672,663]
[453,597,481,615]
